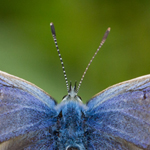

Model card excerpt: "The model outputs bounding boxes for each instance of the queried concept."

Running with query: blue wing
[0,71,57,149]
[0,129,54,150]
[86,75,150,149]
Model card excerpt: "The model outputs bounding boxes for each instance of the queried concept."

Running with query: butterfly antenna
[77,27,111,92]
[50,23,69,92]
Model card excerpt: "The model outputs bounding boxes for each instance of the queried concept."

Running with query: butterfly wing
[86,75,150,149]
[0,129,54,150]
[0,71,57,149]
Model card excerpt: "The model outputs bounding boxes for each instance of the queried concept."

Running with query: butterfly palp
[62,82,82,102]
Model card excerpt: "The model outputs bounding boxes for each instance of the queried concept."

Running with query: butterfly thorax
[51,101,88,150]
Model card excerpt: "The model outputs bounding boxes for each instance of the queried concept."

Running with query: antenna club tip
[107,27,111,31]
[50,22,56,36]
[50,22,53,26]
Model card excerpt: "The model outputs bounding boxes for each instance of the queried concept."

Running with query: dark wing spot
[143,90,147,100]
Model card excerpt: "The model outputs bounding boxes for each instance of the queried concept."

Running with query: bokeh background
[0,1,150,103]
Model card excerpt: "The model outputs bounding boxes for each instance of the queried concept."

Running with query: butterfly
[0,23,150,150]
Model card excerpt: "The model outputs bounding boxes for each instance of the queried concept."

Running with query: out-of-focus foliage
[0,1,150,102]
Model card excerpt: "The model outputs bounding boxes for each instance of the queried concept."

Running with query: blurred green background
[0,1,150,103]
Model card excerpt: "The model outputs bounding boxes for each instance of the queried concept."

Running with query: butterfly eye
[74,95,82,102]
[76,95,82,100]
[62,95,67,100]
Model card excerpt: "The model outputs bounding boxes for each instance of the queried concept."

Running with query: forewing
[0,71,57,144]
[0,129,54,150]
[86,75,150,149]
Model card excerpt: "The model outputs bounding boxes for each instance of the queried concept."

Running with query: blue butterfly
[0,23,150,150]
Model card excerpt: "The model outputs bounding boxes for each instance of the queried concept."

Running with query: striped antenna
[77,27,111,92]
[50,23,69,92]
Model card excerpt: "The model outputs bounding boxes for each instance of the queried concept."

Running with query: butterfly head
[50,22,110,103]
[62,82,82,102]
